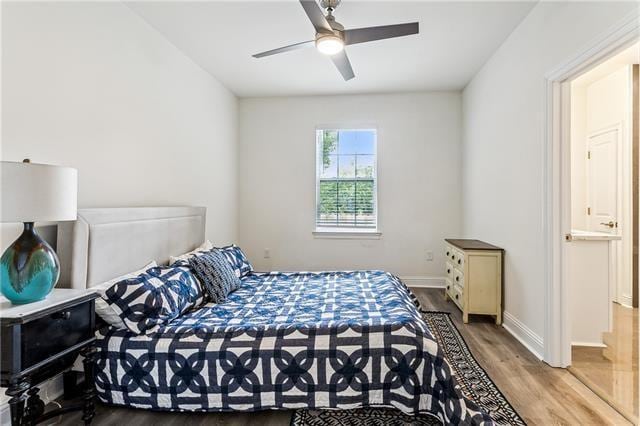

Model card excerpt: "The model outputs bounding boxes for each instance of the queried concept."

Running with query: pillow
[103,265,204,335]
[188,250,241,303]
[169,240,214,266]
[216,245,253,278]
[94,261,157,329]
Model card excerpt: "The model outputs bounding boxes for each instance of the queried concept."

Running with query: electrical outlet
[264,248,270,259]
[425,250,433,261]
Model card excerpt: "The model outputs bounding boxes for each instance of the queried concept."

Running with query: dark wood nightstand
[0,289,98,426]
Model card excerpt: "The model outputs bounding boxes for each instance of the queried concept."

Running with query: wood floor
[571,302,638,424]
[57,288,631,426]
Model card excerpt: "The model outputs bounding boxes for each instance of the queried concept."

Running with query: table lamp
[1,159,78,304]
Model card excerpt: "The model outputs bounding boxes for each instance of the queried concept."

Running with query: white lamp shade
[1,161,78,223]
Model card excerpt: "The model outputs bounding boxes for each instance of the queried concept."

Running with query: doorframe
[543,10,639,368]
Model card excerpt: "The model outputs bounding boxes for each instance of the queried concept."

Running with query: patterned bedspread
[95,271,493,424]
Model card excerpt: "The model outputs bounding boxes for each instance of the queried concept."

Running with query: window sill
[312,229,382,240]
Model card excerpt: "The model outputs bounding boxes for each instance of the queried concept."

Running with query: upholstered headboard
[57,207,206,289]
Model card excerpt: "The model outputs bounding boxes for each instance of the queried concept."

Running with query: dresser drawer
[445,261,454,279]
[21,300,94,370]
[446,246,466,269]
[454,250,465,269]
[445,279,454,298]
[453,269,464,288]
[445,245,455,261]
[452,285,464,309]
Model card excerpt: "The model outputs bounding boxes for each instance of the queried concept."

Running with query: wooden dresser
[444,239,503,324]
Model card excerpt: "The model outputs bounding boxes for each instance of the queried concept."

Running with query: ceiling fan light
[316,34,344,55]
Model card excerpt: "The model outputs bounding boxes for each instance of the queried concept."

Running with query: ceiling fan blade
[299,0,333,33]
[344,22,419,45]
[330,50,355,81]
[252,40,315,58]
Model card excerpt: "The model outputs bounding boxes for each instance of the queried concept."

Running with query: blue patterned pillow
[103,266,204,335]
[188,250,241,303]
[216,245,253,278]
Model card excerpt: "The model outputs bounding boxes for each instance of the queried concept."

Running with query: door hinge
[587,151,591,160]
[587,207,591,215]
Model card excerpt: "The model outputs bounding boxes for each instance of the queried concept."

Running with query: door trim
[543,10,639,367]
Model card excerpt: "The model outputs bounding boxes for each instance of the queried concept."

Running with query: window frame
[313,127,380,237]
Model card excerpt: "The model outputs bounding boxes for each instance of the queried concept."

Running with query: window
[315,128,377,231]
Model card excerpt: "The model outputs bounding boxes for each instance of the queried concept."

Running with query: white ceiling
[127,1,536,97]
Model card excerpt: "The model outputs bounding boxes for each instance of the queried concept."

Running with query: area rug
[291,311,526,426]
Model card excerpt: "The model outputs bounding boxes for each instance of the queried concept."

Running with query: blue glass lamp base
[0,222,60,305]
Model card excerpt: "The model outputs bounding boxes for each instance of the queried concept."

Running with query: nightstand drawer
[21,300,93,370]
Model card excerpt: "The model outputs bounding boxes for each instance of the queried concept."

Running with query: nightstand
[0,289,98,425]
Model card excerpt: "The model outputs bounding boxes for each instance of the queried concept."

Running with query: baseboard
[618,294,633,308]
[0,374,64,424]
[571,341,606,348]
[502,311,544,360]
[400,276,446,288]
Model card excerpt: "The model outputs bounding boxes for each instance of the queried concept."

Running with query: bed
[57,207,493,425]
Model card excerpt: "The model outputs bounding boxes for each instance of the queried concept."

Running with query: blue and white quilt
[95,271,493,424]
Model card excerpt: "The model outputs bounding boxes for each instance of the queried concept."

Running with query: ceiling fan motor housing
[317,13,344,41]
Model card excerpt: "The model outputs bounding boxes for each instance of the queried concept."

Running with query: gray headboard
[57,207,206,289]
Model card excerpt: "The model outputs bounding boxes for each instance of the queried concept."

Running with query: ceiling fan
[252,0,419,81]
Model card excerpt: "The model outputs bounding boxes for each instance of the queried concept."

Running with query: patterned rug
[291,311,526,426]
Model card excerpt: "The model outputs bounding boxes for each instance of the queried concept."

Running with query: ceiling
[126,1,536,97]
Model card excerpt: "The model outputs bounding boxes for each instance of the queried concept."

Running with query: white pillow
[169,240,213,265]
[94,261,157,329]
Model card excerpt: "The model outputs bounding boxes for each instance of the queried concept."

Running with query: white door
[587,129,619,234]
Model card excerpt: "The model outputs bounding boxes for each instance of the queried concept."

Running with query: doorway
[567,44,639,422]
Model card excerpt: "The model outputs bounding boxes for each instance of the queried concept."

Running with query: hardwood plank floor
[57,288,631,425]
[570,302,638,423]
[416,289,631,426]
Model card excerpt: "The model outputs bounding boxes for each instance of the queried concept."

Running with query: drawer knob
[447,269,450,273]
[455,294,459,299]
[446,251,450,256]
[447,285,450,290]
[456,276,459,281]
[458,259,461,264]
[451,255,455,259]
[52,311,71,320]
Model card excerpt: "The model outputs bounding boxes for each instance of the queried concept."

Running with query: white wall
[461,1,638,350]
[1,2,239,250]
[239,92,462,281]
[587,67,632,134]
[0,1,239,415]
